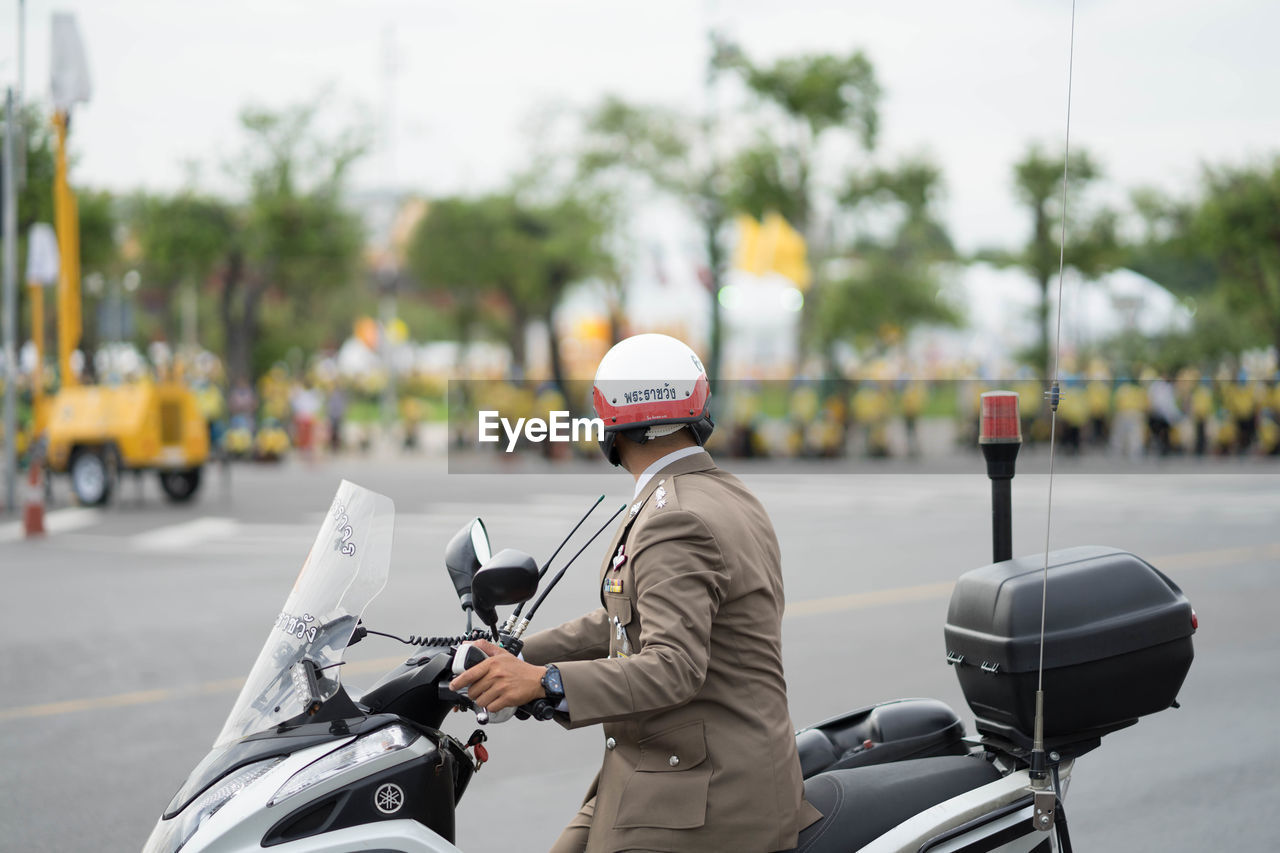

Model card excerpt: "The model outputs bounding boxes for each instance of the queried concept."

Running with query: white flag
[51,14,93,110]
[27,223,60,286]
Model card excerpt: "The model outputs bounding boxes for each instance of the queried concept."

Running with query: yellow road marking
[785,581,955,617]
[4,541,1275,722]
[1151,542,1280,572]
[0,656,407,723]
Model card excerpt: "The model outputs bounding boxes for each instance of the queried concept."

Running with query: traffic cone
[23,462,46,538]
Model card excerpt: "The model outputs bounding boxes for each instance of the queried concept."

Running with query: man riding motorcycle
[450,333,821,852]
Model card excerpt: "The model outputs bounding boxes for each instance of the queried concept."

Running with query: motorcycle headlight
[270,724,419,805]
[143,757,285,853]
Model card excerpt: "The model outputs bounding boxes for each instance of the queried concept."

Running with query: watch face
[543,666,564,696]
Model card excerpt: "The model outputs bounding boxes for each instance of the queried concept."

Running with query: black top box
[944,546,1196,750]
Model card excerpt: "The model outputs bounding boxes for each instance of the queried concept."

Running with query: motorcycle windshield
[214,480,394,748]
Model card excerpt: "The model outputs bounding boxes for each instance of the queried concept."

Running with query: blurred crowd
[8,341,1280,466]
[194,363,445,463]
[955,369,1280,460]
[454,367,1280,463]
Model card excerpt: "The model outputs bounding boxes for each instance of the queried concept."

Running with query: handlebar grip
[525,698,556,721]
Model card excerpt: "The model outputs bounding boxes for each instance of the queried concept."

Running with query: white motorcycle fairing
[154,736,464,853]
[860,763,1072,852]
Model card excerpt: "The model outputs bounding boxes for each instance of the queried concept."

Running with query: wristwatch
[541,665,565,702]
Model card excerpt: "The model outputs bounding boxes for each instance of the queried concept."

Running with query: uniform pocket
[604,594,632,625]
[613,720,711,830]
[604,594,633,659]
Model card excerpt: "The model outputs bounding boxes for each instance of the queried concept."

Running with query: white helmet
[592,333,714,466]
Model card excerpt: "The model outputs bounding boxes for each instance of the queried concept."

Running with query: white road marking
[130,517,240,552]
[0,507,103,543]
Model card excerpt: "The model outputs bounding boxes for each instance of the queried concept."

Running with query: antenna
[1029,0,1078,835]
[513,503,627,636]
[503,494,605,632]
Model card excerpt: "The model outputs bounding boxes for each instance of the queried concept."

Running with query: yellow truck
[44,381,209,505]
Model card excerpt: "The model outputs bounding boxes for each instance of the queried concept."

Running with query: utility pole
[3,90,18,514]
[17,1,26,106]
[378,24,400,435]
[15,0,27,188]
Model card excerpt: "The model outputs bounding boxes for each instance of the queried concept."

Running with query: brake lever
[446,642,520,725]
[438,683,478,713]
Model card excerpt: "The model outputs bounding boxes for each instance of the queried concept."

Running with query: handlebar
[447,642,555,723]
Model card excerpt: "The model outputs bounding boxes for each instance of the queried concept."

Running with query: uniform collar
[633,445,708,498]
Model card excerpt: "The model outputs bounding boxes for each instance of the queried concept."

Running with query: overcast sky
[5,0,1279,256]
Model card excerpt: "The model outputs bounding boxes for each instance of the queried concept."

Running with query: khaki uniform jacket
[523,451,821,852]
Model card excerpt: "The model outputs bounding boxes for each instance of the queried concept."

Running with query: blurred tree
[576,94,729,374]
[1110,187,1223,367]
[406,194,528,372]
[1188,158,1280,356]
[511,191,615,396]
[1125,187,1215,299]
[407,189,614,394]
[821,157,960,355]
[130,191,236,346]
[16,105,56,237]
[76,190,120,277]
[72,189,124,363]
[225,101,367,382]
[981,144,1120,375]
[844,158,955,261]
[12,105,117,347]
[718,47,880,229]
[716,42,882,368]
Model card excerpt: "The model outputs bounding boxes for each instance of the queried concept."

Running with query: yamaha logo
[373,783,404,814]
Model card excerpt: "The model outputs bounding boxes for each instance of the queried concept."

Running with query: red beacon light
[978,391,1021,563]
[979,391,1022,445]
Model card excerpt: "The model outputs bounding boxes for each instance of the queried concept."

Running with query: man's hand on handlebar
[449,639,548,713]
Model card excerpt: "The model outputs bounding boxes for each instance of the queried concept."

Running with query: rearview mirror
[471,549,539,629]
[445,518,491,612]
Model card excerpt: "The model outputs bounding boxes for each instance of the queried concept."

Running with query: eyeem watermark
[478,410,604,452]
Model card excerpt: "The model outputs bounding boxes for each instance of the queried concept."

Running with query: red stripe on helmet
[593,378,710,428]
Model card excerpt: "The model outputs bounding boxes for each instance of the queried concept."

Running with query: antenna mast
[1029,0,1079,834]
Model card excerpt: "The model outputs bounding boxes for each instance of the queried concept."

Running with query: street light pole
[3,90,19,515]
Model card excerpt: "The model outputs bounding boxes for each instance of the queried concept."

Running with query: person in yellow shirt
[1086,378,1112,447]
[1146,373,1182,457]
[1058,378,1089,455]
[1224,377,1259,454]
[900,380,926,458]
[1112,377,1146,459]
[1189,379,1214,457]
[851,382,890,458]
[1262,376,1280,457]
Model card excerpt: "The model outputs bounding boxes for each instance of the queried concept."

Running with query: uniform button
[668,755,679,767]
[606,738,616,750]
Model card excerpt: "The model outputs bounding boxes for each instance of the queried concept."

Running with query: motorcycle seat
[797,698,968,778]
[783,755,1002,853]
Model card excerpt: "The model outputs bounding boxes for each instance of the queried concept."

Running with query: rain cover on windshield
[214,481,394,747]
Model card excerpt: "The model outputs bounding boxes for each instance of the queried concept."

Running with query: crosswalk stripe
[130,518,240,552]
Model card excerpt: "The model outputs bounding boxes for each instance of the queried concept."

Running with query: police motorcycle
[144,440,1196,853]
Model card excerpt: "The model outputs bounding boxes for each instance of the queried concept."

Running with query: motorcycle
[143,476,1195,853]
